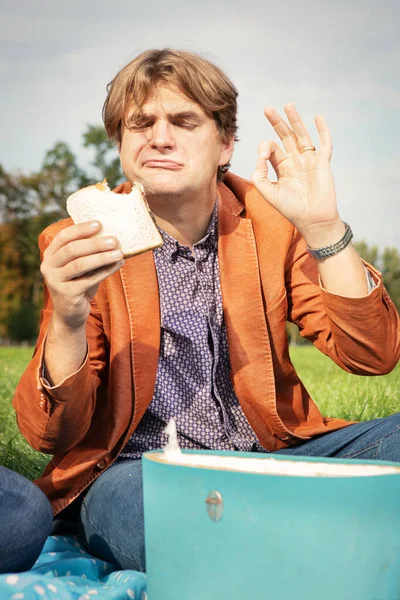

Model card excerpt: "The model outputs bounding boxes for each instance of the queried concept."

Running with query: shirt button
[96,459,107,470]
[197,262,204,272]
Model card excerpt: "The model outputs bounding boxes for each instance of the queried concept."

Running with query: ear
[218,136,235,167]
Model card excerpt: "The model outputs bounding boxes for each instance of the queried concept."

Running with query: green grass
[288,346,400,422]
[0,347,48,479]
[0,346,399,480]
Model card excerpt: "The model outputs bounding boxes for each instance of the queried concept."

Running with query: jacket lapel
[217,182,278,447]
[114,180,161,427]
[120,250,160,429]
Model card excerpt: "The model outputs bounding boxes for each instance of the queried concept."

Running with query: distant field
[0,345,399,480]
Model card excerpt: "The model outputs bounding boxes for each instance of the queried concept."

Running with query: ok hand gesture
[251,104,344,248]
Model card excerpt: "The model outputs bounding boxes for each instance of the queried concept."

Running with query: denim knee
[339,413,400,461]
[0,467,53,573]
[79,459,146,571]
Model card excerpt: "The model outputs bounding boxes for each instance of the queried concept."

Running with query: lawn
[0,347,49,479]
[0,345,399,480]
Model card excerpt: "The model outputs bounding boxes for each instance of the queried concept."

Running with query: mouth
[143,160,183,170]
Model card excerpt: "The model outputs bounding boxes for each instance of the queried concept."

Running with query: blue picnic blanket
[0,535,147,599]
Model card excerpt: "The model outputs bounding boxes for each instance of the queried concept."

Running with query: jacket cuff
[320,261,381,300]
[320,262,392,316]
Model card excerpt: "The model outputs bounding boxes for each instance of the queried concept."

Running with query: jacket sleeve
[285,230,400,375]
[12,229,108,455]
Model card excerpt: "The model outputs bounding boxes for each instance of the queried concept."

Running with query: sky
[1,0,399,249]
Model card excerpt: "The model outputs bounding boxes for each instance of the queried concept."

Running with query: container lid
[145,451,400,478]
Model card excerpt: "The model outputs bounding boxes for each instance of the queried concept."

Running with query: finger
[260,140,287,176]
[251,142,279,202]
[315,114,332,161]
[62,249,124,282]
[46,221,102,256]
[53,235,120,269]
[71,260,126,295]
[264,107,299,154]
[284,103,314,150]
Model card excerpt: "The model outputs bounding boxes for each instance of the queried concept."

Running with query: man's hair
[103,48,238,180]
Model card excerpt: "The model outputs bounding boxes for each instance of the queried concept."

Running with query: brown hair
[103,48,238,180]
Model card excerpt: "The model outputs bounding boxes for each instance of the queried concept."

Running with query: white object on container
[163,418,182,461]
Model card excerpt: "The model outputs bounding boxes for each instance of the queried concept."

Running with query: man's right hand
[41,221,125,331]
[40,221,125,387]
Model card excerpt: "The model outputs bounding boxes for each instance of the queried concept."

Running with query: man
[13,48,400,572]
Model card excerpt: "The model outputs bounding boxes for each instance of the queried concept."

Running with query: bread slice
[66,180,163,257]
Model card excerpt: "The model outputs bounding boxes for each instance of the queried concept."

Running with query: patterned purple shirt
[119,204,266,459]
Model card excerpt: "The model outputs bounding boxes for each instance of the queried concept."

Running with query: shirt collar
[154,201,218,263]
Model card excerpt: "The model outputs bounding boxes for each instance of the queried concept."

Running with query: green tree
[381,248,400,312]
[353,241,379,269]
[0,141,90,340]
[83,125,124,189]
[23,141,90,215]
[353,240,400,312]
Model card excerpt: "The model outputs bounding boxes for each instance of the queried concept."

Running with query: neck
[146,185,218,248]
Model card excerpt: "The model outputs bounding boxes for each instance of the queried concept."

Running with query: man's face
[119,85,234,199]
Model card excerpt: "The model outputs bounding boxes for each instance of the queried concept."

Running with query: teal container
[142,450,400,600]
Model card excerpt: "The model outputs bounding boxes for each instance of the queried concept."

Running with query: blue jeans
[80,458,146,571]
[0,466,53,573]
[79,413,400,572]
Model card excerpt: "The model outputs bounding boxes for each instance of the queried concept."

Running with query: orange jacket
[13,173,400,514]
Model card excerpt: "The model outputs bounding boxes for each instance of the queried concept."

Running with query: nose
[149,120,175,150]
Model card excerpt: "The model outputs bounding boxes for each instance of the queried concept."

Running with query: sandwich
[66,179,163,257]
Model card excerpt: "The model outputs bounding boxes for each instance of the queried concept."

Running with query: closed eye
[170,111,202,129]
[125,110,203,131]
[126,116,154,131]
[171,119,199,130]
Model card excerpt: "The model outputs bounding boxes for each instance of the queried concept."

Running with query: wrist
[44,316,88,387]
[300,219,346,250]
[50,312,87,337]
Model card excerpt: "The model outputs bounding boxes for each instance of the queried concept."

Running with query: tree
[353,240,400,312]
[83,125,124,189]
[381,248,400,312]
[0,129,125,341]
[0,165,35,223]
[0,141,91,340]
[23,141,90,216]
[353,241,379,269]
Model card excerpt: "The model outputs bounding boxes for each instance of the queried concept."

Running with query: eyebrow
[167,110,203,122]
[129,110,204,124]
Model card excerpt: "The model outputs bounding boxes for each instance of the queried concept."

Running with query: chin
[140,174,192,198]
[146,184,189,199]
